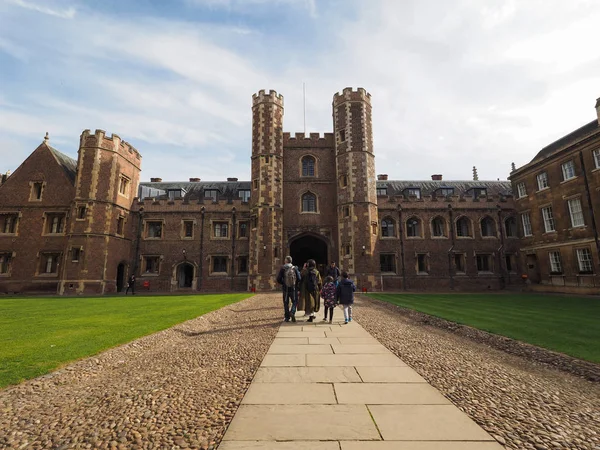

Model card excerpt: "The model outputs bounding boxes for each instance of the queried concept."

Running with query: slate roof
[529,120,599,164]
[139,181,251,201]
[378,180,512,196]
[47,144,78,184]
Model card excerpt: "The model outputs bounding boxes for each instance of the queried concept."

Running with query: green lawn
[0,293,251,388]
[366,293,600,363]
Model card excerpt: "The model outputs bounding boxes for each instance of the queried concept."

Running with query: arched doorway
[290,234,328,275]
[116,263,126,292]
[177,263,194,288]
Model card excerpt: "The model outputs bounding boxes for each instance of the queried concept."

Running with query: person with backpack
[336,271,356,324]
[302,259,322,322]
[321,276,337,323]
[276,256,302,322]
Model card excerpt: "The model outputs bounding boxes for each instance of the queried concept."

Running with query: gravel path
[355,295,600,450]
[0,293,281,450]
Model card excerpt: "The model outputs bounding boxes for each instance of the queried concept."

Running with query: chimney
[189,177,201,182]
[431,174,442,181]
[227,177,238,182]
[150,177,162,182]
[472,166,479,181]
[596,97,600,124]
[377,174,388,180]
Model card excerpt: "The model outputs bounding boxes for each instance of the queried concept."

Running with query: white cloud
[6,0,76,18]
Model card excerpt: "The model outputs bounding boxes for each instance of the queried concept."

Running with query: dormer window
[406,188,421,199]
[473,188,487,198]
[168,189,184,200]
[438,187,454,197]
[204,189,218,202]
[376,187,387,196]
[238,190,251,202]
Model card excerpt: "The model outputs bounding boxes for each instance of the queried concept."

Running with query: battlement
[333,87,371,105]
[393,192,513,206]
[252,89,284,107]
[134,196,252,212]
[283,132,335,148]
[80,129,142,162]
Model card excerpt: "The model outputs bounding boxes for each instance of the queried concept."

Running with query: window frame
[182,220,194,239]
[405,188,421,199]
[29,181,44,202]
[567,197,585,228]
[505,253,517,273]
[406,217,422,238]
[561,160,576,181]
[0,253,13,276]
[204,189,219,202]
[238,255,249,274]
[438,187,455,197]
[476,254,493,273]
[537,172,549,191]
[548,251,562,274]
[211,256,228,274]
[213,221,229,239]
[143,255,161,275]
[379,254,396,273]
[118,175,131,198]
[480,216,497,238]
[301,155,316,177]
[76,205,87,220]
[381,217,395,238]
[238,190,251,203]
[516,182,527,199]
[431,216,446,238]
[504,216,518,238]
[593,149,600,170]
[376,187,388,196]
[44,213,66,235]
[521,213,533,237]
[576,248,593,274]
[301,192,317,213]
[454,253,466,274]
[0,213,18,235]
[71,246,82,262]
[455,216,472,238]
[416,253,429,274]
[116,216,125,236]
[238,221,248,238]
[145,220,164,239]
[38,252,61,276]
[541,205,555,233]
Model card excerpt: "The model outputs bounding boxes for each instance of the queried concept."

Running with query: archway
[116,263,126,292]
[290,234,328,275]
[177,263,194,288]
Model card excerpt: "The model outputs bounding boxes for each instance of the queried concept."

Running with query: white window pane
[568,198,584,228]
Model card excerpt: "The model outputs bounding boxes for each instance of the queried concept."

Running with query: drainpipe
[198,207,205,291]
[579,151,600,269]
[448,204,454,290]
[230,207,236,291]
[497,204,506,289]
[398,204,406,290]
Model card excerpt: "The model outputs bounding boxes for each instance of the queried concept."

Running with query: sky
[1,0,599,183]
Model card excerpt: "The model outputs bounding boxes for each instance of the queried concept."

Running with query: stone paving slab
[242,383,336,404]
[220,442,340,450]
[268,344,333,354]
[336,337,381,345]
[272,337,309,345]
[260,354,306,367]
[332,344,391,354]
[253,367,362,383]
[302,325,334,331]
[369,405,496,441]
[340,442,505,450]
[307,354,406,367]
[309,337,341,345]
[356,366,427,383]
[276,331,326,338]
[223,405,381,441]
[334,383,451,404]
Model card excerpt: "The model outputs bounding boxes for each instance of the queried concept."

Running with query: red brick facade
[1,89,598,294]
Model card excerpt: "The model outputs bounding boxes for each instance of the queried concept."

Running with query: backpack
[284,265,297,288]
[307,269,318,293]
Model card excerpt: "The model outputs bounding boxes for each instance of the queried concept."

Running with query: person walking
[125,274,136,295]
[326,262,341,286]
[321,276,337,323]
[276,256,301,322]
[303,259,322,322]
[298,262,308,315]
[336,271,356,324]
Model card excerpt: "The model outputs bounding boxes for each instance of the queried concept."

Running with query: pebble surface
[355,295,600,450]
[0,294,281,449]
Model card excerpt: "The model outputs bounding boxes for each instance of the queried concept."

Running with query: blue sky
[1,0,599,182]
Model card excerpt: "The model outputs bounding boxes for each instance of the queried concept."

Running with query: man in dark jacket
[276,256,302,322]
[326,262,341,286]
[336,271,356,324]
[125,274,136,295]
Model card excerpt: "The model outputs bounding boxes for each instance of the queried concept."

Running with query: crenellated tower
[60,129,142,294]
[333,88,379,290]
[249,90,284,290]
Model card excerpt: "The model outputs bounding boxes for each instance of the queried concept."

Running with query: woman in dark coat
[302,259,322,322]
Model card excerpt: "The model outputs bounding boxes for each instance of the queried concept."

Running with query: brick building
[2,87,596,295]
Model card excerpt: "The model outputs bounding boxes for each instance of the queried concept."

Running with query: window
[454,254,466,273]
[505,254,516,273]
[302,193,317,213]
[594,149,600,169]
[239,222,248,238]
[476,254,492,272]
[339,129,346,142]
[381,218,395,237]
[372,222,378,235]
[377,187,388,196]
[168,189,182,200]
[146,221,163,238]
[344,206,350,218]
[567,198,584,228]
[480,216,496,237]
[265,155,270,164]
[1,214,18,234]
[214,222,228,238]
[406,188,421,199]
[406,217,421,237]
[439,188,454,197]
[576,248,593,274]
[345,244,351,255]
[118,176,130,197]
[517,182,527,199]
[537,172,549,190]
[541,206,555,232]
[340,175,348,187]
[431,217,446,237]
[253,179,258,190]
[417,254,428,274]
[301,156,315,177]
[238,190,251,202]
[204,190,218,202]
[183,220,194,238]
[561,160,576,181]
[40,253,60,274]
[144,256,160,274]
[30,182,43,201]
[251,216,258,229]
[77,205,87,220]
[46,214,66,234]
[504,217,517,237]
[213,256,228,273]
[0,253,12,275]
[522,213,533,237]
[117,216,125,235]
[238,256,248,274]
[456,217,472,237]
[549,251,562,274]
[473,188,487,198]
[71,247,81,262]
[380,254,396,273]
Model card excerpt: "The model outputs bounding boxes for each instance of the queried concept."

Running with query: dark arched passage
[177,263,194,288]
[290,234,328,275]
[116,263,126,292]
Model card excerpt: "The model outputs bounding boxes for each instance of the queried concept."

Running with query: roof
[139,181,251,201]
[378,180,512,197]
[47,144,78,184]
[530,120,599,164]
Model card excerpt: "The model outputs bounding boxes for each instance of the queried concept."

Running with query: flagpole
[303,82,306,134]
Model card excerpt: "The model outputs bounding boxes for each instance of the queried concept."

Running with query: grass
[366,293,600,363]
[0,293,251,389]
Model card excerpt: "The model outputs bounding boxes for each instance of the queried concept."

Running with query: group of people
[276,257,356,324]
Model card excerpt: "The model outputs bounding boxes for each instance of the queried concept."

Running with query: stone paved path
[219,314,505,449]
